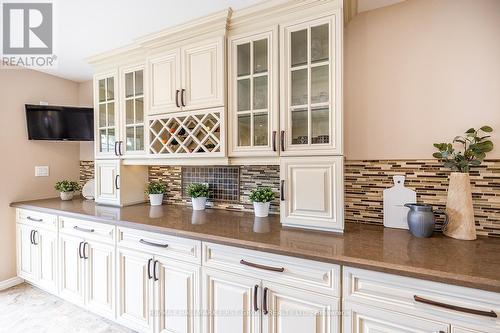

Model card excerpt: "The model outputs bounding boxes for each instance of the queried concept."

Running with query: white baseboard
[0,276,24,291]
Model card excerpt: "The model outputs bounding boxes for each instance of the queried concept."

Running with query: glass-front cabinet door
[280,14,342,155]
[121,66,145,155]
[95,71,119,158]
[229,29,278,157]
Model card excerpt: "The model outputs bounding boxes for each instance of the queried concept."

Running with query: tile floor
[0,283,134,333]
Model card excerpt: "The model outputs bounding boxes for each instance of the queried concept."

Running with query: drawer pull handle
[27,216,43,222]
[240,259,284,273]
[253,285,259,312]
[263,287,269,315]
[74,226,95,233]
[140,239,169,248]
[414,295,498,318]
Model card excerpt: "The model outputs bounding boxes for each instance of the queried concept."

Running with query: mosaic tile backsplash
[182,166,239,202]
[345,160,500,237]
[80,159,500,237]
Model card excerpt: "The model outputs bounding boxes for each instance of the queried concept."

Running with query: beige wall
[0,69,81,281]
[344,0,500,159]
[78,80,94,161]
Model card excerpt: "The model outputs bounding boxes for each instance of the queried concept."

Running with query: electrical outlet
[35,166,49,177]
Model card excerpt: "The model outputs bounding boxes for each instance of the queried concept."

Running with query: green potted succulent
[249,186,275,217]
[187,183,209,210]
[54,180,81,201]
[145,181,167,206]
[433,125,494,240]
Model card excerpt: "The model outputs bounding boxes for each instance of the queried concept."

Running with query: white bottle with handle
[383,175,416,229]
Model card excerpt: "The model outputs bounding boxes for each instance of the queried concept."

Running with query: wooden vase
[443,172,476,240]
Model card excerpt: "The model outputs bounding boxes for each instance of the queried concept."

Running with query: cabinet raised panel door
[202,268,261,333]
[148,51,181,115]
[86,240,115,319]
[16,224,36,282]
[155,256,200,333]
[182,37,224,111]
[343,302,450,333]
[117,248,154,333]
[36,229,58,293]
[95,159,120,205]
[280,156,344,232]
[59,234,85,305]
[262,282,340,333]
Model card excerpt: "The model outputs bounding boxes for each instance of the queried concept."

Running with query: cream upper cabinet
[95,71,120,158]
[229,29,279,157]
[280,13,343,156]
[148,50,182,115]
[181,37,224,111]
[263,282,340,333]
[95,159,120,205]
[147,37,224,116]
[280,156,344,232]
[121,64,146,156]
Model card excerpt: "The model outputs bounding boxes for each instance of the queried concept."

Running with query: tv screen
[26,104,94,141]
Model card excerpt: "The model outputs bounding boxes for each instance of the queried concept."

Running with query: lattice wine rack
[149,109,223,156]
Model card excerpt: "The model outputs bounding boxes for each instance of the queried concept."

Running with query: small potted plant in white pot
[145,181,166,206]
[249,186,275,217]
[55,180,81,201]
[187,183,209,211]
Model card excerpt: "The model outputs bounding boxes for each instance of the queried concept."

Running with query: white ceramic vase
[60,191,74,201]
[192,197,207,211]
[149,194,164,206]
[253,202,270,217]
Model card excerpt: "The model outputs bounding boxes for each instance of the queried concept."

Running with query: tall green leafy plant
[433,126,494,173]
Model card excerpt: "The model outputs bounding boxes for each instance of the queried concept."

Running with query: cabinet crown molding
[86,8,232,68]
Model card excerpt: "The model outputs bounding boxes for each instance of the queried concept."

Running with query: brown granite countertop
[10,198,500,294]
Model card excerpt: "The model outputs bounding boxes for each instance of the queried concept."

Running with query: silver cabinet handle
[115,175,120,190]
[27,216,43,222]
[30,230,35,245]
[180,88,186,107]
[114,141,119,156]
[78,241,84,259]
[32,230,38,245]
[147,258,153,279]
[154,260,159,281]
[140,239,169,248]
[73,226,95,233]
[240,259,284,272]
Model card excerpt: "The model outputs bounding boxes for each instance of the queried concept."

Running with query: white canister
[60,191,74,201]
[192,197,207,211]
[149,193,164,206]
[253,201,270,217]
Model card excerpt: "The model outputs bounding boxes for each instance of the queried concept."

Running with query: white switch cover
[35,166,49,177]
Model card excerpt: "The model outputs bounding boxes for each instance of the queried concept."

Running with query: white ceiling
[42,0,263,82]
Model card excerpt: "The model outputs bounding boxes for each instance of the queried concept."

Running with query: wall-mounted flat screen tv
[26,104,94,141]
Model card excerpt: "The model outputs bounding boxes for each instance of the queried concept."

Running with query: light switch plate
[35,166,49,177]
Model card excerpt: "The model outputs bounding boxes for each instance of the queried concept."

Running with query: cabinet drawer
[344,267,500,328]
[203,242,340,296]
[17,209,57,231]
[117,227,201,265]
[59,216,115,244]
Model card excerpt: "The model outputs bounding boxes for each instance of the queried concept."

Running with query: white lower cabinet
[343,301,449,333]
[263,282,339,333]
[117,247,201,333]
[58,232,115,320]
[16,223,58,293]
[203,268,261,333]
[202,244,341,333]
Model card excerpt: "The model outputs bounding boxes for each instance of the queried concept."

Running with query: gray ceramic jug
[404,204,448,238]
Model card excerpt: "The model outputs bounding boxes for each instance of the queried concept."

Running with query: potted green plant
[187,183,209,210]
[433,125,494,240]
[249,186,275,217]
[145,181,167,206]
[54,180,81,201]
